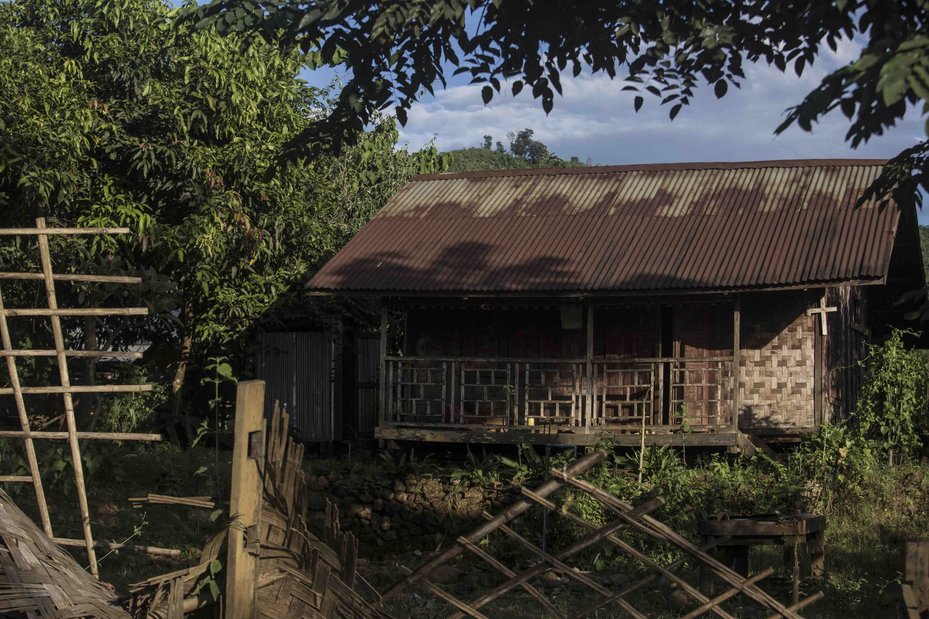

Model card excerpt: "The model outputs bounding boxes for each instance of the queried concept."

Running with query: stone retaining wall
[305,466,511,551]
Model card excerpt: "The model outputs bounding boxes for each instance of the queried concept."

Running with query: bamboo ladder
[0,218,162,577]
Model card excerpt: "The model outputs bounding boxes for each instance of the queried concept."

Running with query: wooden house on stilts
[307,160,925,448]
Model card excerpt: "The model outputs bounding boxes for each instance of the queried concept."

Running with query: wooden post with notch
[226,380,265,619]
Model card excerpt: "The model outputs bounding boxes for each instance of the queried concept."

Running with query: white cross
[806,297,838,336]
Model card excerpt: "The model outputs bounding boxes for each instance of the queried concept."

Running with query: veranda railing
[383,356,734,433]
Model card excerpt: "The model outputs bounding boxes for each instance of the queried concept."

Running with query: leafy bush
[854,328,928,464]
[96,366,166,433]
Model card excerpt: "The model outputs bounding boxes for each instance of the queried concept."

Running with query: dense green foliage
[0,0,443,428]
[190,0,929,204]
[854,329,929,464]
[445,129,584,172]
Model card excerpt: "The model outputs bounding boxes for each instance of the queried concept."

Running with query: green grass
[2,442,925,617]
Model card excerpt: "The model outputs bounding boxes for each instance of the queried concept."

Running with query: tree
[445,129,583,172]
[190,0,929,204]
[0,0,442,426]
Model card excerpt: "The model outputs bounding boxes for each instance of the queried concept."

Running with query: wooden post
[226,380,265,619]
[731,296,741,433]
[586,301,594,432]
[35,218,98,576]
[378,302,388,428]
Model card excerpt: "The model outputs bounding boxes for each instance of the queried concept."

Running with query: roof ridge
[413,158,888,181]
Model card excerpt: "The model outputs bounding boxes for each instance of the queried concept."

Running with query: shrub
[854,328,928,465]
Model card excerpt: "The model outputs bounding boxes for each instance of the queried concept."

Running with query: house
[306,160,925,448]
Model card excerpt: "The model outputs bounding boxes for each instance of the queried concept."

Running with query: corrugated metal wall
[254,331,342,442]
[355,337,380,435]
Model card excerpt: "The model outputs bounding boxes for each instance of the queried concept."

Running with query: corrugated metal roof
[308,160,904,296]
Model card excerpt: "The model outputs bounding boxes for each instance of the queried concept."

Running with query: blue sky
[304,37,927,222]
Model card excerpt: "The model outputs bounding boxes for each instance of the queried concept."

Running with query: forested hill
[444,129,585,172]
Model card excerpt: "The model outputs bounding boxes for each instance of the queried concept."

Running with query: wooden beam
[36,217,98,577]
[226,380,266,619]
[375,425,740,447]
[0,272,142,284]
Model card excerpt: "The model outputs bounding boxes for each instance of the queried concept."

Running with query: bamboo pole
[53,537,181,558]
[0,384,154,395]
[398,565,490,619]
[0,350,142,358]
[35,217,99,577]
[381,449,607,602]
[0,272,142,284]
[553,471,803,619]
[452,500,661,619]
[456,537,565,619]
[0,227,132,236]
[572,537,732,619]
[0,308,148,317]
[680,567,774,619]
[0,476,34,483]
[764,592,824,619]
[0,431,160,441]
[0,288,53,536]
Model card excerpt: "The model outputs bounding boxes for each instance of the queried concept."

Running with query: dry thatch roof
[0,490,128,618]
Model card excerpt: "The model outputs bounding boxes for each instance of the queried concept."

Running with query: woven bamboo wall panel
[739,293,817,429]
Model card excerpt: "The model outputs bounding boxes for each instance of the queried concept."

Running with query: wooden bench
[699,513,825,604]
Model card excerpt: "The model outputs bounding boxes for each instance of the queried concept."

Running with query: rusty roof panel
[308,160,904,295]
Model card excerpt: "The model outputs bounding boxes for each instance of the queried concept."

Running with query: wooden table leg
[733,545,749,577]
[700,536,716,595]
[809,530,825,578]
[783,536,800,605]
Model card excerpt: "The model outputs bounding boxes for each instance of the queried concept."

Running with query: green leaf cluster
[0,0,443,422]
[189,0,929,204]
[854,328,929,465]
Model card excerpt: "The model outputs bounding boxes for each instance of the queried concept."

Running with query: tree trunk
[78,316,98,430]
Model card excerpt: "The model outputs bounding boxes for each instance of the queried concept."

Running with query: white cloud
[398,40,924,170]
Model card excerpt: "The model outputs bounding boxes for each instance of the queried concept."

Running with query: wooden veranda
[375,298,743,447]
